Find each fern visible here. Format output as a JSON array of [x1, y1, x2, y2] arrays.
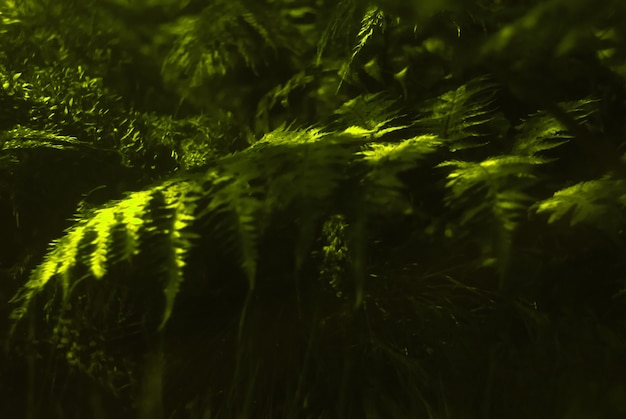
[[316, 0, 364, 64], [156, 180, 203, 329], [358, 134, 442, 213], [415, 77, 500, 149], [10, 176, 203, 330], [9, 125, 360, 333], [438, 155, 544, 282], [439, 155, 543, 225], [204, 170, 265, 291], [161, 0, 277, 89], [534, 178, 626, 237], [247, 126, 361, 274], [334, 93, 404, 136], [342, 4, 385, 83], [255, 69, 316, 132], [513, 99, 598, 157], [247, 126, 356, 207]]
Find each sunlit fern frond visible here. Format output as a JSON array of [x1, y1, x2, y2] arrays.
[[438, 155, 544, 279], [438, 155, 544, 227], [8, 124, 367, 334], [348, 5, 385, 64], [10, 176, 203, 330], [247, 126, 357, 207], [534, 177, 626, 238], [333, 4, 386, 87], [415, 76, 500, 149], [256, 126, 362, 272], [358, 134, 442, 212], [334, 93, 405, 136]]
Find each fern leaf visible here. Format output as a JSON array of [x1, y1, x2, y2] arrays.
[[204, 148, 267, 291], [534, 178, 626, 235], [350, 6, 385, 63], [255, 70, 315, 132], [359, 134, 442, 212], [416, 77, 499, 149], [513, 99, 598, 157], [162, 0, 276, 89], [438, 154, 542, 284], [158, 180, 202, 330], [10, 177, 202, 331], [226, 126, 359, 279], [207, 176, 263, 291], [438, 155, 541, 256], [439, 155, 544, 205], [316, 0, 365, 64], [492, 190, 534, 233], [359, 134, 442, 168], [334, 93, 403, 135]]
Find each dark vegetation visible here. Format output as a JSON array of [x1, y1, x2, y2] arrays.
[[1, 0, 626, 417]]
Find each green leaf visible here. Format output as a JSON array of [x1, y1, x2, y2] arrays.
[[535, 178, 626, 234]]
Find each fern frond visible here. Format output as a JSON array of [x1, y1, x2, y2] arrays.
[[350, 5, 385, 64], [334, 93, 404, 136], [252, 127, 357, 209], [438, 155, 542, 265], [10, 176, 202, 330], [162, 0, 276, 88], [438, 154, 544, 284], [205, 174, 264, 291], [224, 126, 362, 279], [316, 0, 363, 64], [491, 189, 535, 233], [513, 99, 599, 157], [416, 77, 499, 149], [359, 134, 442, 170], [255, 70, 316, 132], [359, 134, 442, 212], [534, 178, 626, 235], [332, 4, 386, 87], [158, 180, 203, 329], [439, 155, 544, 206]]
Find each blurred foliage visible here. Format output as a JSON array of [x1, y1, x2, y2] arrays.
[[1, 0, 626, 418]]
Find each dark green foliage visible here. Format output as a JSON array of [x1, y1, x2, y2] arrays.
[[1, 0, 626, 418]]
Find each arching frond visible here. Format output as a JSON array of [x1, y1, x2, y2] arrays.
[[334, 93, 404, 136], [161, 0, 277, 88], [247, 126, 356, 209], [255, 69, 316, 132], [203, 170, 265, 291], [415, 77, 500, 149], [534, 178, 626, 236], [350, 5, 385, 64], [10, 176, 203, 330], [316, 0, 364, 63], [438, 154, 544, 280], [439, 155, 544, 209], [358, 134, 442, 212], [513, 99, 598, 157]]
